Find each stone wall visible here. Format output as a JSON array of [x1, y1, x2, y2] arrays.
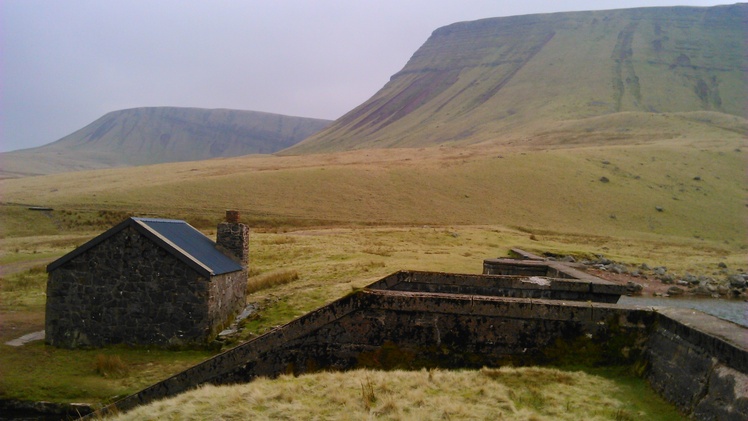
[[46, 227, 213, 347], [95, 277, 748, 420], [216, 221, 249, 268], [368, 270, 626, 303], [102, 291, 654, 415], [212, 213, 249, 336], [645, 307, 748, 419], [207, 270, 247, 337]]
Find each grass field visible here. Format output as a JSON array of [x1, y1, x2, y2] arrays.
[[0, 137, 744, 418]]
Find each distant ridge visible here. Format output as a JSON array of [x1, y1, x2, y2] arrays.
[[286, 4, 748, 154], [0, 107, 330, 177]]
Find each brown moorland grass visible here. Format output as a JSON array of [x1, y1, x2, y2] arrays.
[[107, 367, 685, 420], [246, 269, 300, 294], [3, 224, 740, 405], [0, 138, 744, 411], [1, 137, 745, 243]]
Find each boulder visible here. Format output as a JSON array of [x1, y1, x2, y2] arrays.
[[683, 274, 699, 285], [659, 274, 675, 284], [626, 281, 643, 295], [693, 285, 711, 296], [728, 274, 747, 288], [667, 286, 685, 296], [610, 264, 627, 274]]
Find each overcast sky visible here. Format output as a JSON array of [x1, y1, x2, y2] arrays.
[[1, 0, 731, 152]]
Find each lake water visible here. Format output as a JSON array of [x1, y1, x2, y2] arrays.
[[618, 296, 747, 327]]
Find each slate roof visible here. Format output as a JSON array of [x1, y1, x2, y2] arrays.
[[47, 217, 243, 277]]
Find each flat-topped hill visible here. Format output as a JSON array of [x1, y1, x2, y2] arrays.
[[0, 107, 330, 178], [287, 4, 747, 153]]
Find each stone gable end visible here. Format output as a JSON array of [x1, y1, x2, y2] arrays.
[[46, 226, 214, 348]]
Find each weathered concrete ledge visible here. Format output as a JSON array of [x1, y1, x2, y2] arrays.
[[370, 270, 627, 303], [91, 271, 748, 420]]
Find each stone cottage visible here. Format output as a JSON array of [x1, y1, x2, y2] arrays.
[[45, 211, 249, 348]]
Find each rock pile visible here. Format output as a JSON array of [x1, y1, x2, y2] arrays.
[[545, 253, 748, 299]]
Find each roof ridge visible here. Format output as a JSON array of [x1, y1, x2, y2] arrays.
[[133, 219, 215, 276], [132, 217, 186, 223]]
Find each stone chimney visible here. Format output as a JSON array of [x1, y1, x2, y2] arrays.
[[216, 210, 249, 269]]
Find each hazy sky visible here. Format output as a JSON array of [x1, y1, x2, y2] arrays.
[[1, 0, 731, 152]]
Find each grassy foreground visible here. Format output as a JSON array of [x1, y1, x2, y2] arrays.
[[1, 223, 740, 408], [108, 367, 684, 421]]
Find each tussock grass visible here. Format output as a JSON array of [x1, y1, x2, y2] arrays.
[[109, 367, 681, 420], [246, 269, 300, 294], [0, 265, 46, 292], [94, 354, 129, 378], [0, 266, 48, 309], [362, 246, 394, 256], [262, 235, 297, 245]]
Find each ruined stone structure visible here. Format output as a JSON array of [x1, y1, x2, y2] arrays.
[[97, 262, 748, 420], [45, 212, 249, 348]]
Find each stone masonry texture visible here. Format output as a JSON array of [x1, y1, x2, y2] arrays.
[[95, 270, 747, 420], [45, 226, 246, 348]]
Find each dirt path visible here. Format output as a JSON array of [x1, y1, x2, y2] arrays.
[[0, 257, 55, 277]]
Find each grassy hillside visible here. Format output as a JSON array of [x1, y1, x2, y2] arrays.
[[287, 4, 747, 153], [3, 137, 745, 245], [0, 107, 330, 178]]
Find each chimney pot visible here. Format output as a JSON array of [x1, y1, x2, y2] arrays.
[[225, 210, 240, 223]]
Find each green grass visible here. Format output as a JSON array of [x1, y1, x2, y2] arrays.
[[0, 342, 212, 404], [0, 266, 213, 404]]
